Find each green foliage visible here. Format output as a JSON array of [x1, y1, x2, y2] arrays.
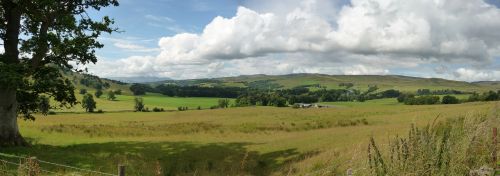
[[114, 89, 122, 95], [368, 116, 494, 175], [38, 95, 50, 115], [152, 107, 164, 112], [81, 94, 96, 112], [130, 84, 150, 95], [178, 106, 189, 111], [107, 90, 116, 101], [218, 99, 230, 108], [441, 95, 459, 104], [338, 83, 354, 89], [404, 95, 440, 105], [134, 97, 145, 112], [0, 0, 118, 120], [79, 89, 87, 95], [95, 89, 103, 98]]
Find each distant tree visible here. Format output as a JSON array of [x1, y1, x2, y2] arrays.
[[482, 91, 499, 101], [130, 83, 149, 95], [79, 89, 87, 95], [107, 91, 116, 101], [95, 89, 103, 98], [38, 96, 51, 115], [397, 93, 414, 103], [468, 93, 481, 102], [442, 95, 459, 104], [134, 97, 145, 112], [218, 99, 230, 108], [366, 85, 379, 94], [82, 94, 97, 112], [114, 89, 122, 95], [380, 89, 401, 98]]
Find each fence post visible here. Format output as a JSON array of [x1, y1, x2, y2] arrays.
[[494, 127, 498, 168], [118, 165, 125, 176], [28, 157, 39, 176]]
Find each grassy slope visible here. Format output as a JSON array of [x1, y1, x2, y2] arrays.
[[2, 100, 498, 175], [166, 74, 500, 92], [61, 92, 233, 112]]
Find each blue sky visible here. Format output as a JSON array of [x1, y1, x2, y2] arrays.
[[86, 0, 500, 81]]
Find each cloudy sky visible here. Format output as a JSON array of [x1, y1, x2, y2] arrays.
[[86, 0, 500, 81]]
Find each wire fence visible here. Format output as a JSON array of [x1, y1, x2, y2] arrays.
[[0, 152, 118, 176]]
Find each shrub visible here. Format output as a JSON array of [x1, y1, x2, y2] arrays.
[[96, 109, 104, 113], [404, 95, 440, 105], [82, 93, 96, 112], [134, 97, 145, 112], [79, 89, 87, 95], [95, 89, 103, 98], [218, 99, 230, 108], [153, 107, 164, 112], [367, 115, 494, 175], [114, 89, 122, 95], [178, 106, 188, 111], [442, 95, 459, 104], [107, 90, 116, 101]]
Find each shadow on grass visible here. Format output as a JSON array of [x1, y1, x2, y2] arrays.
[[0, 141, 317, 176]]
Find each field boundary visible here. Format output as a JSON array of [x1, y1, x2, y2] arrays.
[[0, 153, 121, 176]]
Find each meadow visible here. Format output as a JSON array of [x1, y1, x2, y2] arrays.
[[57, 93, 233, 112], [1, 98, 498, 175]]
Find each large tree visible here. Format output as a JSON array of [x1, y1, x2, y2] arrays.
[[0, 0, 118, 146]]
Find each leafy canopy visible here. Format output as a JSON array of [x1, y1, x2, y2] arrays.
[[0, 0, 118, 120]]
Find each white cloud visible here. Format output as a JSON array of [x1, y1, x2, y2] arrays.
[[453, 68, 500, 81], [88, 0, 500, 81]]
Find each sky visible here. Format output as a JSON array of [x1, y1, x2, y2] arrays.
[[85, 0, 500, 82]]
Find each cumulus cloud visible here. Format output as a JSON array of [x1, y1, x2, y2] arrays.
[[453, 68, 500, 81], [88, 0, 500, 81]]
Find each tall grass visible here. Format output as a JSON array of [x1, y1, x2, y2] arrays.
[[367, 112, 498, 175]]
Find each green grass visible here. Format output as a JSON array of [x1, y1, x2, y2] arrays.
[[204, 74, 500, 92], [57, 92, 234, 112], [1, 100, 498, 175]]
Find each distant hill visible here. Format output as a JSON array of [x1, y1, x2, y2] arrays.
[[152, 73, 500, 92], [61, 70, 132, 95], [107, 76, 171, 83]]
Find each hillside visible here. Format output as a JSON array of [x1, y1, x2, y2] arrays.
[[61, 70, 132, 95], [154, 74, 500, 92]]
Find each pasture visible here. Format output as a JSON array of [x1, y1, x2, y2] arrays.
[[1, 98, 498, 175], [57, 93, 232, 112]]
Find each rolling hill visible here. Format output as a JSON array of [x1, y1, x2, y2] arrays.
[[153, 73, 500, 92]]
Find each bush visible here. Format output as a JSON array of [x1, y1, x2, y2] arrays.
[[95, 89, 103, 98], [79, 89, 87, 95], [114, 89, 122, 95], [442, 95, 459, 104], [96, 109, 104, 113], [404, 95, 440, 105], [153, 107, 164, 112], [367, 115, 494, 175], [134, 97, 145, 112], [218, 99, 230, 108], [107, 91, 116, 101], [48, 111, 56, 115], [178, 106, 188, 111]]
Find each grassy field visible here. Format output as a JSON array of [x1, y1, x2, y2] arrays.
[[57, 92, 233, 112], [1, 99, 498, 175], [168, 74, 500, 92]]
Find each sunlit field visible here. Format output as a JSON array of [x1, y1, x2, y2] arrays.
[[1, 98, 497, 175]]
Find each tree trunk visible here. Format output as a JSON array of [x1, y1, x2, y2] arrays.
[[0, 88, 28, 146]]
